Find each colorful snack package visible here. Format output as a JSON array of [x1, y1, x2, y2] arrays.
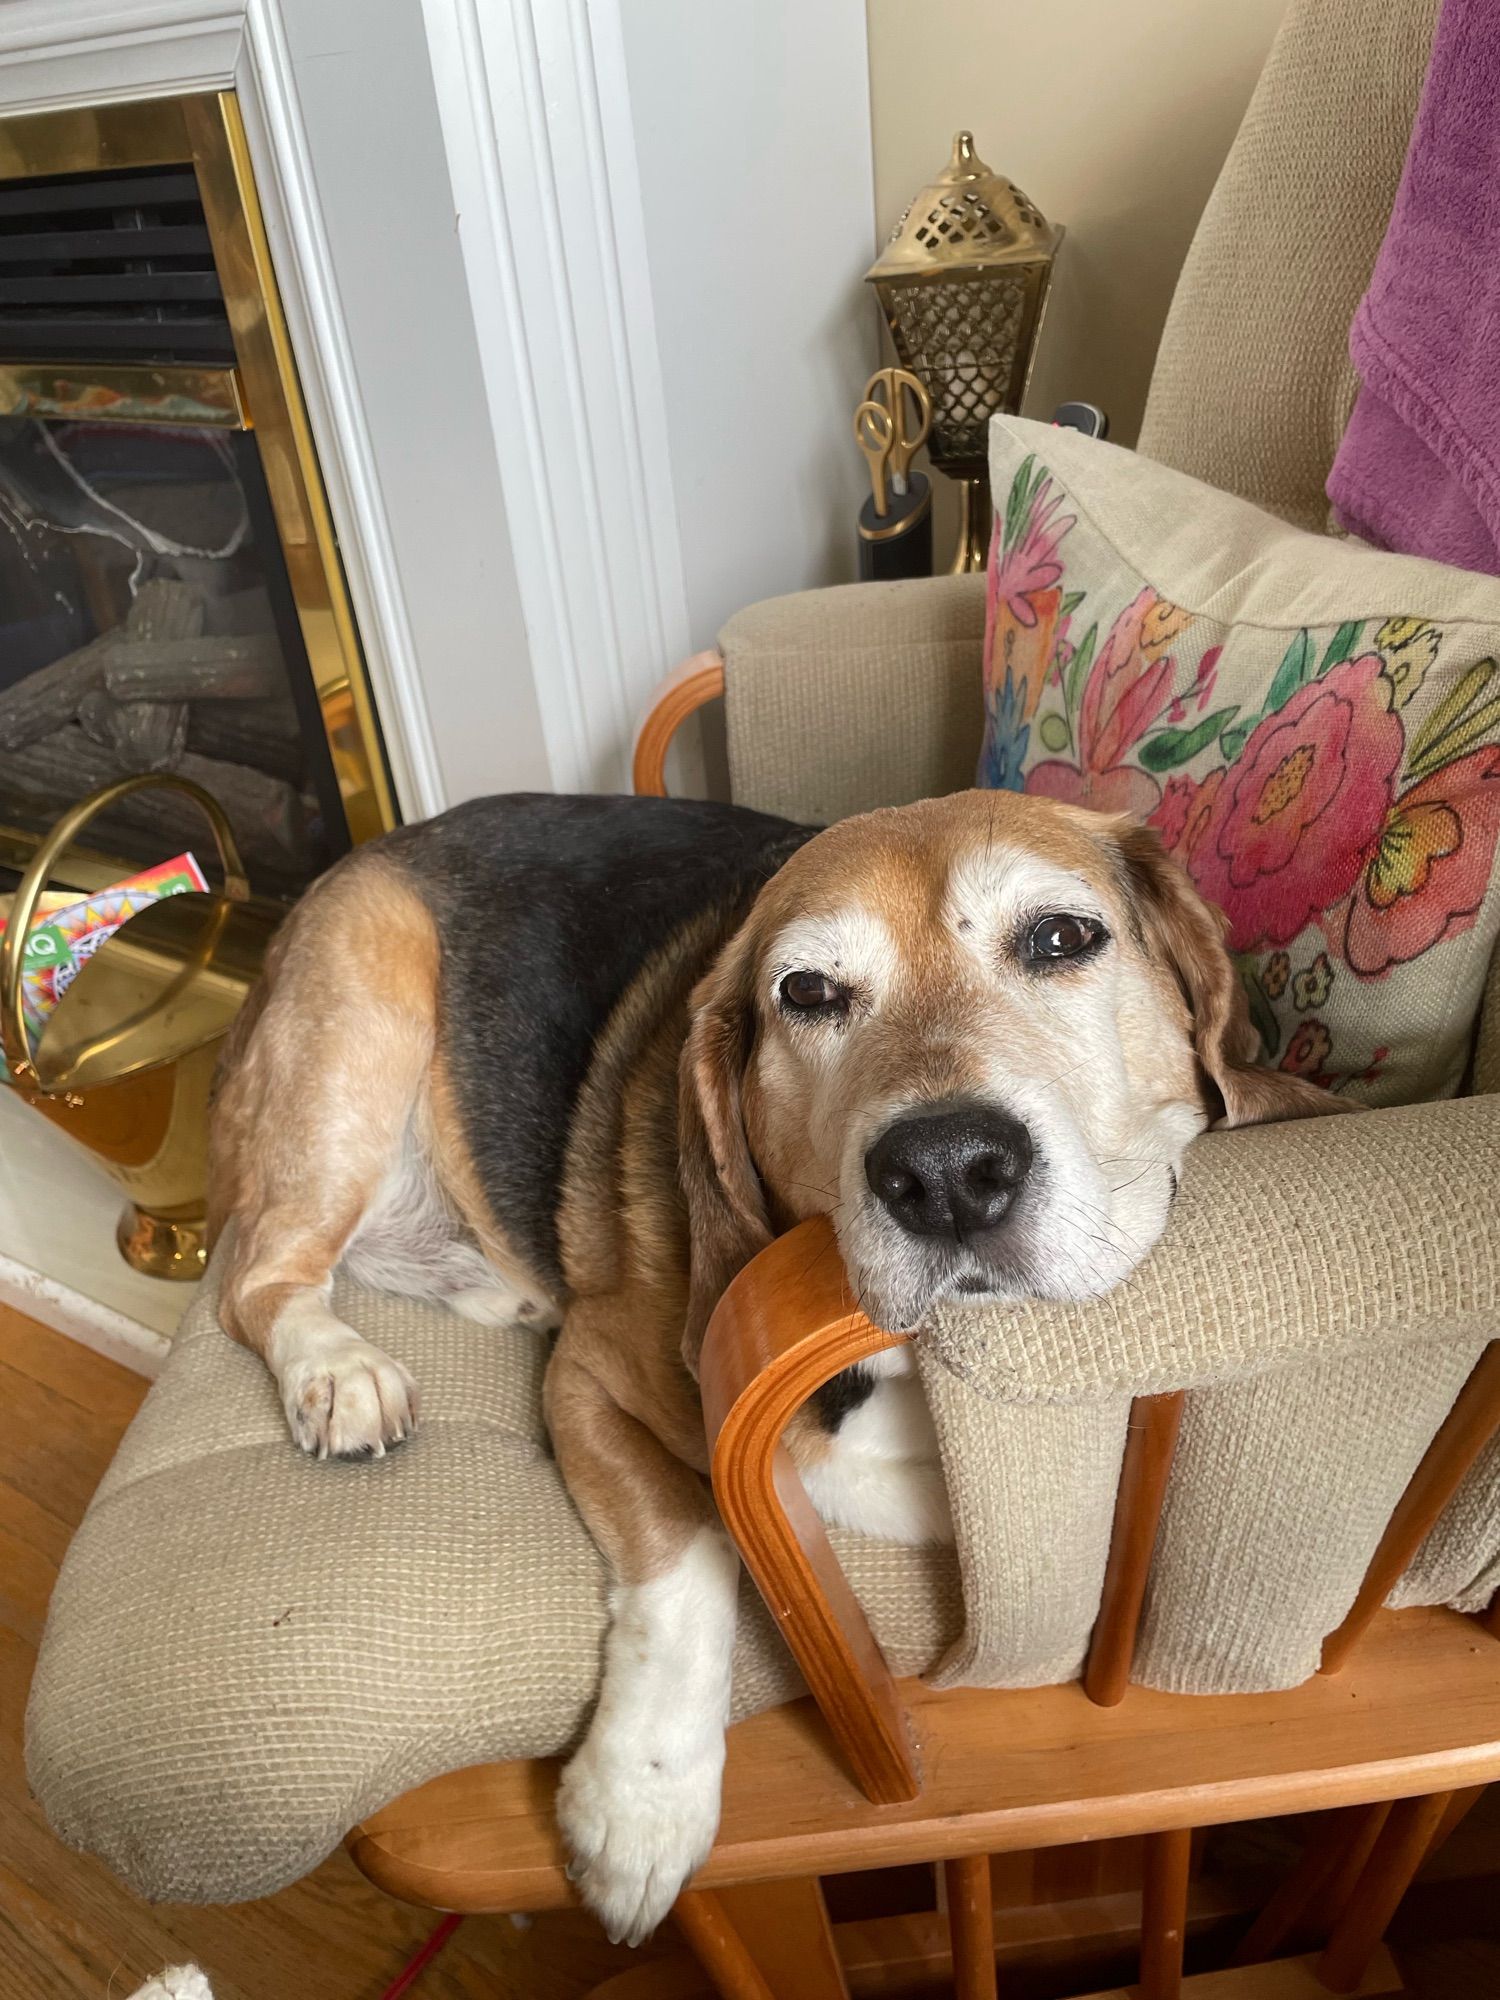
[[1, 852, 209, 1065]]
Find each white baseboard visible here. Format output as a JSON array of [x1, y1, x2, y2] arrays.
[[0, 1254, 170, 1379], [0, 1091, 183, 1378]]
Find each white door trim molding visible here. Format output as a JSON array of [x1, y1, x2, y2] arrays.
[[419, 0, 692, 793], [236, 0, 449, 818]]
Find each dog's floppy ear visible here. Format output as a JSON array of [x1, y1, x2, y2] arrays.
[[1112, 820, 1349, 1129], [678, 920, 773, 1368]]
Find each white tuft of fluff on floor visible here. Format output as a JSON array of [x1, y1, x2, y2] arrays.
[[128, 1969, 214, 2000]]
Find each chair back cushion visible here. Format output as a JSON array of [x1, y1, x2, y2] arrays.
[[1137, 0, 1440, 531], [721, 575, 984, 825]]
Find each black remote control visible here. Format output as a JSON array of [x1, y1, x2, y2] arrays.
[[1051, 401, 1109, 439]]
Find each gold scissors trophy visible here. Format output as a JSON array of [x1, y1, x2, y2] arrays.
[[853, 367, 933, 580]]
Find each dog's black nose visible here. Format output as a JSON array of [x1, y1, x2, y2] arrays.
[[865, 1103, 1033, 1240]]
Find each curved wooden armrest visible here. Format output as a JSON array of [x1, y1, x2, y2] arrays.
[[700, 1215, 920, 1804], [631, 650, 726, 796]]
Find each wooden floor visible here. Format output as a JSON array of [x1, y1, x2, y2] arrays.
[[1, 1298, 1498, 2000]]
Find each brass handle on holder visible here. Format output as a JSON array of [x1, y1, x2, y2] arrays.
[[0, 773, 247, 1091]]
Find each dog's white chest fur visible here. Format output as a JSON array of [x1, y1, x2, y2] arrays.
[[800, 1352, 953, 1547]]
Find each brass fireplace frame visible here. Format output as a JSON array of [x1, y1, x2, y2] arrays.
[[0, 90, 396, 869]]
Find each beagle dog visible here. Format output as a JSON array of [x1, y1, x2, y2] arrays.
[[209, 788, 1338, 1942]]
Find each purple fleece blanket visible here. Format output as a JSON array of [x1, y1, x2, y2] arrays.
[[1326, 0, 1500, 574]]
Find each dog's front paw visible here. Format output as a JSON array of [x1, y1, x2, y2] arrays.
[[556, 1736, 723, 1946], [280, 1337, 418, 1459]]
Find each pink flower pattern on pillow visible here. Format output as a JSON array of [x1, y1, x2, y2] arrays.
[[976, 452, 1500, 1092]]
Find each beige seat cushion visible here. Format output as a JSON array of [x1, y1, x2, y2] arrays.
[[26, 1270, 960, 1906]]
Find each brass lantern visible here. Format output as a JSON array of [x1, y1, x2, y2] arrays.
[[867, 133, 1061, 572]]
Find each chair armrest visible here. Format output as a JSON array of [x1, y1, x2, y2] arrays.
[[699, 1219, 919, 1803], [632, 650, 725, 796], [701, 1221, 1192, 1789], [923, 1095, 1500, 1401], [703, 1096, 1500, 1801]]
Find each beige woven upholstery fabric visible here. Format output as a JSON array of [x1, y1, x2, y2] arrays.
[[26, 1271, 959, 1906], [721, 575, 985, 823], [920, 1097, 1500, 1402], [916, 1386, 1126, 1692], [1136, 0, 1439, 530], [1136, 1336, 1489, 1695]]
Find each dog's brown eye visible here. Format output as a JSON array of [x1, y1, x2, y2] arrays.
[[780, 970, 844, 1012], [1026, 913, 1104, 963]]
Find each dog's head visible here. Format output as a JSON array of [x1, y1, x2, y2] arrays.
[[679, 789, 1343, 1342]]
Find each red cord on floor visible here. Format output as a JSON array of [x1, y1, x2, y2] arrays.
[[375, 1913, 465, 2000]]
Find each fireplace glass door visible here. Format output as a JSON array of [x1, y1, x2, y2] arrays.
[[0, 97, 394, 905], [0, 375, 347, 898]]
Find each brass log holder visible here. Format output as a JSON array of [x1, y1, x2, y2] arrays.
[[0, 776, 278, 1278]]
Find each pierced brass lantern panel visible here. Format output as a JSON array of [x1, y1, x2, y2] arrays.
[[868, 133, 1061, 480], [879, 267, 1051, 475]]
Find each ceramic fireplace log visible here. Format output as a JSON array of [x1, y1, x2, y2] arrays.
[[0, 628, 285, 753], [77, 688, 192, 774], [0, 579, 206, 752], [7, 724, 315, 875], [185, 695, 301, 776], [126, 578, 206, 644], [101, 633, 285, 705], [0, 632, 115, 752]]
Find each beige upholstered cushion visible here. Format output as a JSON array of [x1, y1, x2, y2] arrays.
[[26, 1269, 959, 1905], [1391, 1427, 1500, 1614], [918, 1390, 1125, 1693], [1136, 0, 1440, 531], [722, 575, 985, 824], [1135, 1337, 1488, 1694]]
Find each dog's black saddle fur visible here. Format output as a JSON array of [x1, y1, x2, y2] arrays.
[[380, 793, 815, 1293]]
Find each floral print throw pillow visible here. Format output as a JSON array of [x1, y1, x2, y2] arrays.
[[977, 417, 1500, 1106]]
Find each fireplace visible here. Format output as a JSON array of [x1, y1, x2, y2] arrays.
[[0, 93, 394, 903]]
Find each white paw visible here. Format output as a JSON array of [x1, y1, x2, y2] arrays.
[[448, 1284, 560, 1331], [802, 1451, 954, 1545], [129, 1971, 214, 2000], [557, 1736, 723, 1946], [280, 1338, 418, 1459]]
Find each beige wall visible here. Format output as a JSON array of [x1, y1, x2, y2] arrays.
[[866, 0, 1291, 448]]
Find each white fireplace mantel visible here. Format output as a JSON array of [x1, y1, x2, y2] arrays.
[[0, 0, 876, 1362]]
